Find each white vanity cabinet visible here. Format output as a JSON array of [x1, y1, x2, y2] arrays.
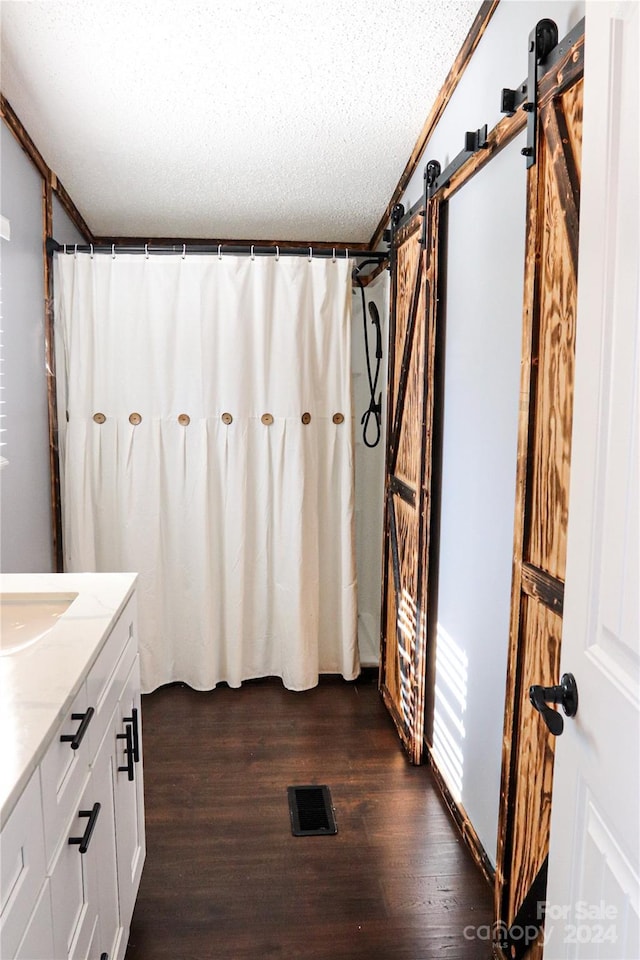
[[0, 581, 145, 960]]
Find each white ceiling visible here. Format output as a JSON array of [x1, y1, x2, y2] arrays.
[[0, 0, 481, 243]]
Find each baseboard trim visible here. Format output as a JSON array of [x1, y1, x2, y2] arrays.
[[425, 745, 496, 890]]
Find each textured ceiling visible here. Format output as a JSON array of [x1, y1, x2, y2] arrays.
[[0, 1, 481, 242]]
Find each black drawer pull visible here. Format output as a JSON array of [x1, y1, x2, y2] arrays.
[[123, 707, 140, 763], [68, 802, 101, 853], [60, 707, 95, 750], [117, 723, 135, 781]]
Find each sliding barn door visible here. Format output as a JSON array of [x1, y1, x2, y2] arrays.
[[495, 32, 584, 960], [379, 205, 439, 764]]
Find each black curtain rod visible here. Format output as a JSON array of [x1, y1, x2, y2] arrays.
[[47, 238, 387, 261]]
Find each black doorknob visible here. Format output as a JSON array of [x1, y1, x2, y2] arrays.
[[529, 672, 578, 736]]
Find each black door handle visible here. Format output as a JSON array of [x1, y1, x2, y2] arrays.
[[529, 672, 578, 735], [68, 802, 101, 853], [123, 707, 140, 763], [117, 723, 135, 781], [60, 707, 95, 750]]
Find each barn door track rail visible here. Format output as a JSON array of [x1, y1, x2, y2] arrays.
[[422, 17, 584, 203]]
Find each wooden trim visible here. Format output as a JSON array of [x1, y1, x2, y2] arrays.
[[1, 94, 49, 180], [357, 260, 389, 288], [521, 563, 564, 615], [42, 179, 63, 572], [425, 746, 496, 889], [1, 96, 93, 242], [91, 235, 370, 251], [368, 0, 500, 250]]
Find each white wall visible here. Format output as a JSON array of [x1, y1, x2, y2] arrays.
[[0, 124, 87, 573], [53, 194, 86, 245], [0, 124, 53, 572], [352, 269, 389, 666], [397, 0, 585, 865], [434, 139, 525, 865]]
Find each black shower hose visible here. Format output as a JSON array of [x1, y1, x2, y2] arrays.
[[353, 261, 383, 449]]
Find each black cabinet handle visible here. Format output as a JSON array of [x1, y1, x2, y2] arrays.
[[68, 802, 101, 853], [529, 672, 578, 736], [60, 707, 95, 750], [117, 723, 135, 781], [123, 707, 140, 763]]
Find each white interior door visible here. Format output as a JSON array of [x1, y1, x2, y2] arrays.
[[544, 3, 639, 958]]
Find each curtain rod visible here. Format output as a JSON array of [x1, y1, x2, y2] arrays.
[[46, 238, 388, 262]]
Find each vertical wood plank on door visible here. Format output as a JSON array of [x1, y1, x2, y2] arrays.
[[395, 237, 427, 491], [508, 600, 562, 920], [528, 93, 581, 580]]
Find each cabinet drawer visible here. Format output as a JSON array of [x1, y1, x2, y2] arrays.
[[15, 879, 54, 960], [87, 596, 136, 758], [40, 684, 91, 868], [0, 769, 47, 960], [49, 771, 94, 960]]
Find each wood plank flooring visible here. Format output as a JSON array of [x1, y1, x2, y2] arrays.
[[125, 677, 493, 960]]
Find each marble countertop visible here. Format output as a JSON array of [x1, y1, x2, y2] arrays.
[[0, 572, 137, 824]]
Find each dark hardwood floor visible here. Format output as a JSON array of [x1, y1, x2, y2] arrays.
[[125, 677, 493, 960]]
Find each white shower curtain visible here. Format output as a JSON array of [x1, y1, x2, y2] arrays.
[[54, 252, 359, 692]]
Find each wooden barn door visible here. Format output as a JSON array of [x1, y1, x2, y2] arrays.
[[494, 32, 584, 960], [379, 203, 439, 765]]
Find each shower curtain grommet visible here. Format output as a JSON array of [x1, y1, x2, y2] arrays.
[[221, 412, 233, 425], [261, 413, 274, 425], [301, 412, 311, 424], [332, 413, 344, 424], [129, 412, 142, 425], [93, 412, 106, 424], [178, 413, 190, 425]]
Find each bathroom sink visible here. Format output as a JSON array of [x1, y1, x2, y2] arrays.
[[0, 592, 78, 655]]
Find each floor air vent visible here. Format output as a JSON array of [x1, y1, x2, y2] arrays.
[[287, 785, 337, 836]]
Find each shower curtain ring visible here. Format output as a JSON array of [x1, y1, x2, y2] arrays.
[[74, 243, 78, 259], [112, 244, 116, 259], [345, 248, 349, 261], [308, 246, 313, 262], [90, 243, 94, 259], [332, 248, 336, 262], [275, 245, 280, 261], [251, 245, 255, 261], [218, 244, 222, 260], [145, 243, 149, 259], [182, 244, 186, 259], [63, 243, 67, 255]]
